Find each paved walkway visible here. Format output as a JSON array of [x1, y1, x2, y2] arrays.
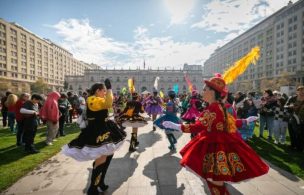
[[3, 120, 304, 195]]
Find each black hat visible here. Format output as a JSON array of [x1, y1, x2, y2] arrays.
[[168, 90, 176, 99], [132, 92, 138, 99]]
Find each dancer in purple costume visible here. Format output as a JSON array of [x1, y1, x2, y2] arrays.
[[145, 89, 163, 131]]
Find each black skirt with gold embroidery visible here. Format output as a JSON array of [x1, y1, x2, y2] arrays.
[[62, 118, 126, 161], [115, 113, 148, 128]]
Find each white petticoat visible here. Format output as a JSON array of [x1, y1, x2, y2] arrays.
[[61, 140, 125, 161], [122, 121, 148, 128]]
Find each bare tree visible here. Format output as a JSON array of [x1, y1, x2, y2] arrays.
[[30, 78, 49, 94]]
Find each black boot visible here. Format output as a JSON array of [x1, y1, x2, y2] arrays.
[[97, 155, 113, 192], [167, 134, 176, 151], [87, 163, 104, 195], [134, 133, 139, 147], [129, 133, 137, 152], [135, 140, 139, 147]]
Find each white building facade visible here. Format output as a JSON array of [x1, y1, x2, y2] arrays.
[[203, 0, 304, 92], [65, 64, 207, 95]]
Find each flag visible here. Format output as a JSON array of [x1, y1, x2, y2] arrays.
[[159, 91, 164, 98], [154, 76, 160, 91], [184, 74, 193, 92], [173, 84, 179, 94], [128, 78, 135, 93], [121, 87, 127, 95]]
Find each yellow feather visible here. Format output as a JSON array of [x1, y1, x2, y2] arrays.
[[223, 46, 260, 85], [128, 78, 135, 93], [159, 91, 164, 98]]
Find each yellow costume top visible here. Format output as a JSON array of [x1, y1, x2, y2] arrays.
[[86, 91, 113, 111]]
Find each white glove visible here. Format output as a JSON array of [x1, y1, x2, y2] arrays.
[[246, 116, 258, 124], [162, 121, 181, 131]]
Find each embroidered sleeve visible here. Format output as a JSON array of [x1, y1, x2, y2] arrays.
[[181, 110, 216, 133]]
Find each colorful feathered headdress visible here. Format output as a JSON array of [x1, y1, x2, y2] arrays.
[[223, 46, 260, 85]]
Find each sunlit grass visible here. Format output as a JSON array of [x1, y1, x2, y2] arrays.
[[0, 123, 80, 192]]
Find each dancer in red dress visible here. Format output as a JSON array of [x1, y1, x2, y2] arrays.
[[163, 77, 269, 195]]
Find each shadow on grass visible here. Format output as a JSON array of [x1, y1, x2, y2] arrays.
[[248, 136, 304, 181], [0, 124, 80, 166], [0, 139, 50, 166], [0, 145, 16, 153]]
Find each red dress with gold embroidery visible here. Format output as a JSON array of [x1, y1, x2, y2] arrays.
[[180, 102, 269, 182]]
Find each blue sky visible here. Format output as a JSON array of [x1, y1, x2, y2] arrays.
[[0, 0, 296, 69]]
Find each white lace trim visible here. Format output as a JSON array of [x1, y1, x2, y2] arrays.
[[61, 140, 125, 161]]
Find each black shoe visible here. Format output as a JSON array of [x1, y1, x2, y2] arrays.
[[29, 148, 40, 154], [129, 145, 136, 152], [168, 145, 176, 151], [267, 137, 273, 141], [98, 184, 109, 192], [87, 186, 99, 195], [25, 147, 39, 154], [135, 141, 139, 147], [129, 141, 136, 152], [60, 134, 66, 137]]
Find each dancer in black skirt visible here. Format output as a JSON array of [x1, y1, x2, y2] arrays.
[[62, 79, 126, 194], [115, 92, 148, 152]]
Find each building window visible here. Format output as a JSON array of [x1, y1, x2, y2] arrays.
[[0, 47, 6, 53], [21, 34, 26, 40], [288, 18, 292, 24], [0, 23, 6, 30], [10, 28, 17, 35], [288, 27, 292, 32], [0, 31, 6, 38]]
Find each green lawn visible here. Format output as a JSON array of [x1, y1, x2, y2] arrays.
[[248, 126, 304, 180], [0, 123, 80, 192]]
